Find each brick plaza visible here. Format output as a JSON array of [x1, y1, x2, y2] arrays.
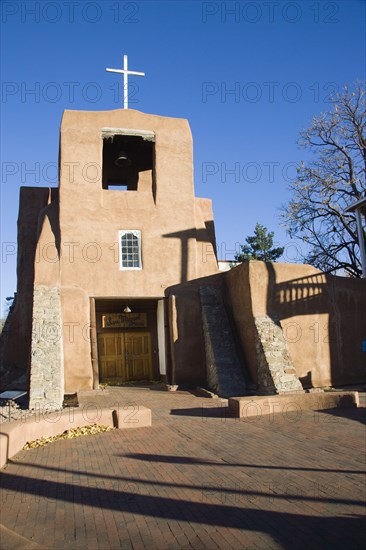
[[0, 387, 365, 549]]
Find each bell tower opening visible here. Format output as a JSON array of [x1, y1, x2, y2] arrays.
[[102, 130, 155, 191]]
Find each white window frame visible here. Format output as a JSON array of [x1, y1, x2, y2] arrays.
[[119, 230, 142, 270]]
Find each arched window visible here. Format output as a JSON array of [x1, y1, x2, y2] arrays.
[[119, 230, 142, 270]]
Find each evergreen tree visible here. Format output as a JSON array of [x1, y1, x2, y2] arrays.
[[235, 223, 284, 262]]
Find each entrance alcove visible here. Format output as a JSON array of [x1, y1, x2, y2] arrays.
[[93, 298, 167, 385]]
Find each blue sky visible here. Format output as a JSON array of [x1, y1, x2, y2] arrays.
[[1, 0, 365, 315]]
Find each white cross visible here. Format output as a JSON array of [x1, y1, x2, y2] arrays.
[[106, 55, 145, 109]]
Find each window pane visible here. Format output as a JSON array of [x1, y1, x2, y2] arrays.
[[120, 232, 141, 269]]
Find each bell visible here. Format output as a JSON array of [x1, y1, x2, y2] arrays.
[[115, 150, 132, 167]]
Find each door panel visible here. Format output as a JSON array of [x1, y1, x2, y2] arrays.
[[98, 333, 126, 381], [98, 332, 152, 382], [125, 333, 152, 380]]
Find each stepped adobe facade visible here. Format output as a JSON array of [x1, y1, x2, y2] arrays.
[[1, 108, 365, 407]]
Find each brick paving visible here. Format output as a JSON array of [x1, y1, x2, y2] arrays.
[[0, 387, 365, 549]]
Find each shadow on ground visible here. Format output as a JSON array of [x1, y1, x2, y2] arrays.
[[1, 467, 365, 550]]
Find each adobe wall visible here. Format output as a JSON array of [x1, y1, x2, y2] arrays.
[[0, 188, 57, 387], [225, 261, 366, 388], [166, 273, 224, 387], [29, 198, 64, 408], [61, 287, 93, 393]]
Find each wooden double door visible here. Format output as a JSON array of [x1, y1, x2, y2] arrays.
[[98, 331, 152, 383]]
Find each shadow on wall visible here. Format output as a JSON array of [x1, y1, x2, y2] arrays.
[[164, 273, 223, 388], [264, 262, 366, 388], [224, 260, 366, 390], [162, 222, 216, 284], [0, 188, 60, 392], [162, 222, 220, 388]]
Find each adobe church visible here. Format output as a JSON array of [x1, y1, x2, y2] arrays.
[[1, 64, 365, 408], [2, 106, 227, 406]]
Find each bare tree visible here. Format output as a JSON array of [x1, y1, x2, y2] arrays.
[[282, 82, 365, 277]]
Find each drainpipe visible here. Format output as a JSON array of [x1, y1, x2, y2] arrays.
[[355, 208, 366, 278], [344, 198, 366, 279]]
